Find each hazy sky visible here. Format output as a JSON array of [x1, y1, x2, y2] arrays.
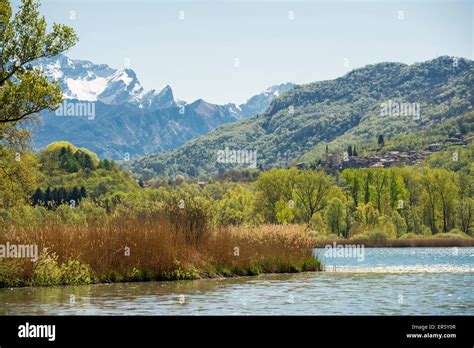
[[15, 0, 474, 104]]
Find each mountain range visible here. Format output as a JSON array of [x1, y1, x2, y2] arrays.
[[32, 55, 295, 159], [128, 56, 473, 179]]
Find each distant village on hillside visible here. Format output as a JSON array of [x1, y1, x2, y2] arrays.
[[306, 132, 472, 171]]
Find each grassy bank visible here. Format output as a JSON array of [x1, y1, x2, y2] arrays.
[[0, 218, 321, 288]]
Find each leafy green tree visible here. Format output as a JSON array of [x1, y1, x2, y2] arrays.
[[364, 171, 371, 204], [341, 169, 361, 207], [401, 204, 422, 234], [214, 185, 257, 226], [324, 197, 346, 236], [254, 168, 295, 223], [372, 169, 388, 212], [421, 169, 439, 234], [355, 202, 379, 228], [433, 169, 457, 233], [0, 0, 78, 126], [293, 170, 333, 224], [391, 210, 407, 237], [0, 148, 37, 207], [275, 198, 295, 224], [457, 198, 473, 235]]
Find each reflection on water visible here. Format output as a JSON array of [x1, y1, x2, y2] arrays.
[[1, 248, 473, 315]]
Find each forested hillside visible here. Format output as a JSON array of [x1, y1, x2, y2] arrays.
[[129, 56, 473, 179]]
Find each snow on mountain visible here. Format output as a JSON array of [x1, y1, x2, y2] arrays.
[[35, 55, 148, 106], [35, 55, 296, 118], [139, 85, 176, 110], [32, 54, 298, 159], [237, 82, 296, 118]]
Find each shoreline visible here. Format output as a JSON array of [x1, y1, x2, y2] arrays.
[[312, 238, 474, 248], [0, 266, 322, 290]]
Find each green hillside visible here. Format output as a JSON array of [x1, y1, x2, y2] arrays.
[[129, 56, 473, 179]]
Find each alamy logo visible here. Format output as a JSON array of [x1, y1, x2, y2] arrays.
[[217, 147, 257, 168], [18, 322, 56, 341], [0, 242, 38, 262], [55, 100, 95, 120], [324, 242, 365, 262], [380, 100, 420, 120]]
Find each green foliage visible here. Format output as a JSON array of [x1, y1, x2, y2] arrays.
[[31, 250, 62, 286], [0, 0, 78, 127], [129, 57, 473, 178], [214, 184, 259, 226], [0, 259, 24, 287], [60, 259, 93, 285], [0, 148, 38, 208], [160, 260, 199, 281], [391, 211, 407, 237], [324, 198, 347, 236], [275, 198, 295, 224]]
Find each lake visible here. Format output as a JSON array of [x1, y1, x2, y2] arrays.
[[1, 247, 473, 315]]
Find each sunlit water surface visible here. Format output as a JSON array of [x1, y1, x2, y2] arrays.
[[1, 247, 473, 315]]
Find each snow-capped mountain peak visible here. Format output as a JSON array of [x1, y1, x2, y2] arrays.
[[34, 55, 296, 118], [35, 55, 149, 106]]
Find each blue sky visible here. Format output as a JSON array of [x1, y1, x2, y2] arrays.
[[14, 0, 474, 104]]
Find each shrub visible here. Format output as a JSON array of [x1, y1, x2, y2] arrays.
[[60, 259, 93, 285], [435, 229, 471, 239], [160, 260, 199, 281], [31, 250, 62, 286], [0, 259, 25, 287]]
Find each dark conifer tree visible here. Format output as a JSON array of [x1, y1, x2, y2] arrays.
[[80, 186, 87, 198], [378, 134, 385, 146], [31, 188, 44, 206], [347, 145, 353, 157]]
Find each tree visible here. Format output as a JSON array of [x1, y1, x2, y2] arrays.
[[364, 171, 371, 204], [355, 202, 379, 228], [324, 197, 346, 236], [0, 0, 78, 126], [254, 168, 295, 223], [292, 170, 333, 223], [214, 185, 258, 226], [377, 134, 385, 146], [275, 198, 295, 224], [433, 169, 457, 233], [70, 186, 80, 203], [372, 169, 388, 212], [0, 148, 37, 207], [421, 169, 439, 234], [347, 145, 353, 157], [391, 210, 407, 237], [31, 187, 43, 205], [458, 198, 473, 235], [80, 185, 87, 198], [340, 169, 360, 207], [352, 146, 358, 157], [43, 186, 52, 204]]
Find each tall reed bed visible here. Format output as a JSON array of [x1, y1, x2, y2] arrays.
[[0, 215, 321, 288]]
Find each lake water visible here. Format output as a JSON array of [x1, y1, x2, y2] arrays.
[[1, 247, 473, 315]]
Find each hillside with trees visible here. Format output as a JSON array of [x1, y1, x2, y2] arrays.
[[128, 56, 473, 179]]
